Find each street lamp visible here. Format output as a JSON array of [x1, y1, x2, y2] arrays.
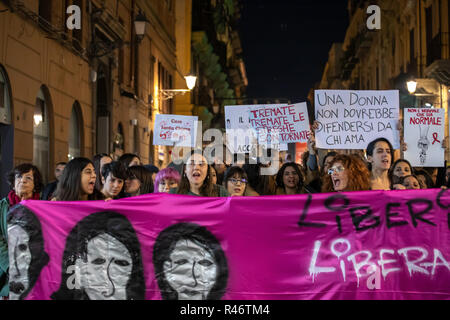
[[407, 80, 417, 94], [160, 75, 198, 100], [89, 11, 149, 58], [184, 74, 197, 90], [134, 11, 148, 43]]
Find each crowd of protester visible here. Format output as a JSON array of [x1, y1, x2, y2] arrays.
[[1, 129, 450, 299]]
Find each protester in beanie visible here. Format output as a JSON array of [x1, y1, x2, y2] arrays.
[[223, 166, 248, 197], [42, 162, 66, 200], [275, 163, 306, 195], [366, 138, 394, 190], [53, 158, 98, 201], [414, 169, 435, 189], [322, 154, 370, 193], [1, 164, 43, 298], [154, 168, 181, 193], [100, 161, 128, 200], [389, 159, 413, 190], [119, 153, 141, 168], [399, 174, 422, 190], [125, 165, 154, 197], [93, 153, 112, 192], [172, 150, 228, 197]]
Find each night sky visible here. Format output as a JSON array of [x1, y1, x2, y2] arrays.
[[239, 0, 349, 104]]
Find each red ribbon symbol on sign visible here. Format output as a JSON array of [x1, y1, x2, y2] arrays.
[[432, 133, 440, 145]]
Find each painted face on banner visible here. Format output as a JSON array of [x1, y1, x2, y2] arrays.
[[163, 239, 217, 300], [77, 233, 132, 300], [8, 225, 32, 300]]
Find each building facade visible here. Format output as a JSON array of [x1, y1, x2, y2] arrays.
[[314, 0, 450, 160], [0, 0, 197, 197]]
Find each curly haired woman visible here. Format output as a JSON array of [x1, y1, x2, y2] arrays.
[[322, 154, 371, 193]]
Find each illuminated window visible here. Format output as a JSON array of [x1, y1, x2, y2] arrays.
[[68, 103, 82, 160], [33, 88, 50, 183]]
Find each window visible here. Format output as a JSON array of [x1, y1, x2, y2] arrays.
[[33, 88, 50, 183], [38, 0, 52, 28], [0, 66, 12, 125], [68, 103, 81, 160]]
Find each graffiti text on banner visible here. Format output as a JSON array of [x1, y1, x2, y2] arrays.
[[9, 189, 450, 300]]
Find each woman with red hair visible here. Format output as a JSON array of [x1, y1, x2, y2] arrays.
[[322, 154, 371, 193]]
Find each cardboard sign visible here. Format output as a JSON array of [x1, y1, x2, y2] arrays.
[[153, 114, 198, 147], [315, 90, 400, 149], [249, 103, 310, 146], [225, 105, 259, 154], [225, 105, 292, 153], [9, 189, 450, 300], [404, 108, 445, 167]]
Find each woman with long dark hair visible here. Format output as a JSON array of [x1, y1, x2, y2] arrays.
[[366, 138, 394, 190], [275, 163, 306, 195], [119, 153, 141, 168], [173, 150, 228, 197], [53, 158, 98, 201], [93, 153, 112, 192], [125, 165, 154, 197], [389, 159, 414, 190], [223, 166, 248, 197]]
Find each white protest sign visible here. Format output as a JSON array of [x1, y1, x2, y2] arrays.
[[248, 103, 310, 145], [153, 114, 198, 147], [404, 108, 445, 167], [315, 90, 400, 149], [224, 105, 261, 154]]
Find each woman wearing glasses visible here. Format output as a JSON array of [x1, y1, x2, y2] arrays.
[[322, 154, 371, 193], [223, 167, 249, 197], [172, 150, 228, 197], [0, 163, 43, 299], [275, 163, 306, 195]]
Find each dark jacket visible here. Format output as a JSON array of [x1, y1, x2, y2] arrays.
[[42, 181, 58, 200]]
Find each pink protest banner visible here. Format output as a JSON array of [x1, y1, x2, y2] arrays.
[[8, 189, 450, 300]]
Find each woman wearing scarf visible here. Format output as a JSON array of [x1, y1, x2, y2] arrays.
[[0, 163, 43, 299]]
